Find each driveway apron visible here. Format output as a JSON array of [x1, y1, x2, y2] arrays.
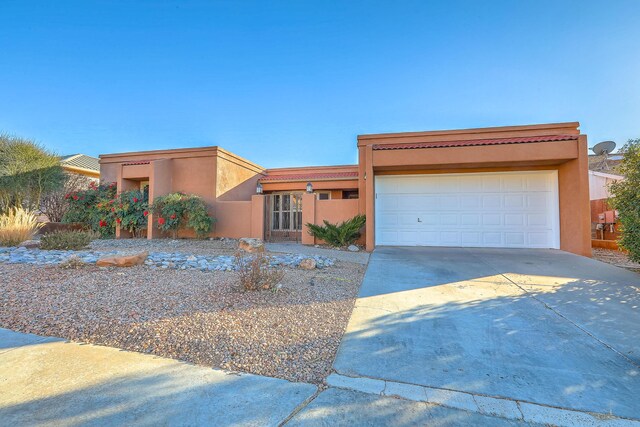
[[333, 247, 640, 420]]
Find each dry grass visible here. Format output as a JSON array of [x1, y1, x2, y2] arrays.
[[0, 207, 44, 246]]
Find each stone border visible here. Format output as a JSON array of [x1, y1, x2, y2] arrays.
[[326, 373, 640, 427]]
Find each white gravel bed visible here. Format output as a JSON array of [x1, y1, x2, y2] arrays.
[[0, 261, 365, 384], [0, 246, 335, 271]]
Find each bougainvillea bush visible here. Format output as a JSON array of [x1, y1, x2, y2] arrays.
[[62, 182, 117, 238], [150, 192, 214, 238], [113, 189, 149, 237]]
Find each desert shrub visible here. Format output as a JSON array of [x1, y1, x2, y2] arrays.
[[114, 189, 149, 237], [41, 173, 95, 222], [59, 255, 88, 269], [609, 139, 640, 261], [62, 181, 117, 238], [306, 214, 366, 247], [0, 207, 44, 246], [40, 230, 96, 250], [150, 192, 215, 238], [0, 133, 65, 213], [234, 251, 285, 291]]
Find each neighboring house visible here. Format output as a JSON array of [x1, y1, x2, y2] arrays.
[[588, 154, 624, 243], [60, 154, 100, 180], [100, 122, 591, 257], [588, 170, 623, 201]]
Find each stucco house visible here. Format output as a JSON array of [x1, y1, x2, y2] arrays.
[[100, 122, 591, 257]]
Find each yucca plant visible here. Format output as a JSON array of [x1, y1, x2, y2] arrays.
[[306, 214, 366, 247], [0, 207, 44, 246]]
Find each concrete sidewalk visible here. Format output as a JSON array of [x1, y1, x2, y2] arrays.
[[0, 328, 316, 426], [0, 328, 537, 426]]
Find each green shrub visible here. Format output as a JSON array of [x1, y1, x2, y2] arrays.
[[62, 181, 117, 238], [306, 214, 366, 247], [0, 133, 65, 213], [40, 230, 96, 250], [150, 192, 215, 238], [114, 189, 149, 237], [0, 207, 44, 246], [609, 139, 640, 261]]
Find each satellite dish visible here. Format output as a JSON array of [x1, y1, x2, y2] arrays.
[[591, 140, 616, 156]]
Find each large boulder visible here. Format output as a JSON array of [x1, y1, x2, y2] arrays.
[[96, 251, 148, 267], [238, 238, 265, 253]]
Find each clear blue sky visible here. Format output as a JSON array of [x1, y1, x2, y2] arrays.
[[1, 1, 638, 167]]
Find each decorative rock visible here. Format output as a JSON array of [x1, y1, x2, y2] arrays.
[[19, 240, 41, 249], [0, 247, 335, 272], [238, 238, 265, 253], [347, 245, 360, 252], [298, 258, 317, 270], [96, 251, 149, 267]]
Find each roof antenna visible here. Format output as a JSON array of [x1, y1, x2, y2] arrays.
[[590, 140, 616, 171]]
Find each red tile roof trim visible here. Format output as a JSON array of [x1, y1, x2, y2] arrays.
[[371, 134, 578, 150], [260, 171, 359, 182], [122, 160, 151, 166]]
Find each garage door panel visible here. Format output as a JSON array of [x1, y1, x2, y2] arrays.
[[504, 213, 525, 226], [482, 176, 502, 192], [378, 195, 398, 211], [504, 194, 525, 209], [461, 213, 480, 226], [526, 193, 548, 209], [482, 194, 502, 209], [375, 172, 559, 249], [460, 194, 481, 209], [503, 176, 526, 192]]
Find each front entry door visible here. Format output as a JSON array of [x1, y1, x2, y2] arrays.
[[265, 193, 303, 242]]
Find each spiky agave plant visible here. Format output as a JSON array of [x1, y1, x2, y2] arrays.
[[306, 214, 366, 247], [0, 207, 44, 246]]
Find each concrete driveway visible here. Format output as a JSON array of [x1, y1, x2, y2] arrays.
[[333, 247, 640, 421]]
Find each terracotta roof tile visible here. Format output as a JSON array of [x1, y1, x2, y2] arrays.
[[260, 171, 359, 182], [122, 160, 151, 166], [372, 134, 578, 150]]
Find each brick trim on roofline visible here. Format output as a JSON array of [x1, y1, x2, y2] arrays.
[[371, 134, 578, 151]]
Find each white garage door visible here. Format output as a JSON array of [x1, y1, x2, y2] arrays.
[[375, 171, 559, 248]]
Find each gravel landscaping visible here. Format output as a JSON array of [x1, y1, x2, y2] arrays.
[[592, 248, 640, 272], [0, 239, 365, 384], [1, 238, 336, 271]]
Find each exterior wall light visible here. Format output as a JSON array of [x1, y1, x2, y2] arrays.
[[306, 182, 313, 193], [256, 182, 263, 194]]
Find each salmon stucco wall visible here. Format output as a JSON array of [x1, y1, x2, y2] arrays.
[[301, 196, 361, 245], [100, 146, 265, 239], [214, 201, 253, 238]]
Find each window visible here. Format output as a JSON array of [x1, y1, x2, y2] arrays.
[[343, 190, 359, 199], [316, 192, 331, 200]]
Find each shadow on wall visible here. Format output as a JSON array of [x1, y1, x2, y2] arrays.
[[216, 174, 262, 202]]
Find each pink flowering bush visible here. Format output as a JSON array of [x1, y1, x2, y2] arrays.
[[113, 189, 149, 237], [62, 182, 117, 238], [150, 192, 214, 239]]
